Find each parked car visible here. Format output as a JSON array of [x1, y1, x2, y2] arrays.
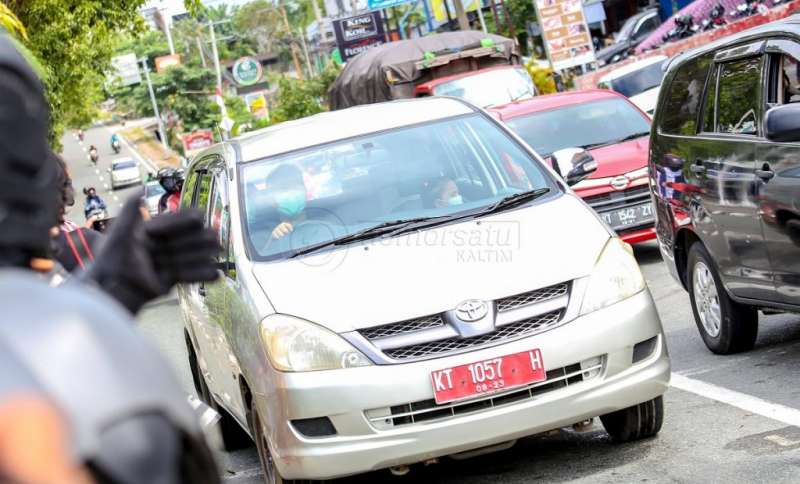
[[650, 19, 800, 354], [108, 157, 141, 190], [489, 89, 656, 244], [179, 97, 669, 482], [143, 178, 165, 216], [598, 55, 668, 116], [597, 9, 662, 66], [414, 65, 536, 107]]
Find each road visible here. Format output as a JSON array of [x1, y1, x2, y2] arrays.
[[61, 124, 156, 223], [61, 128, 800, 483]]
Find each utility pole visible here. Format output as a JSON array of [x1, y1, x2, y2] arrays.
[[207, 21, 232, 140], [195, 36, 207, 68], [140, 58, 167, 149], [280, 4, 305, 79], [476, 1, 487, 33], [454, 0, 470, 31]]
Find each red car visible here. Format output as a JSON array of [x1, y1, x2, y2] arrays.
[[488, 89, 655, 244], [414, 65, 537, 108]]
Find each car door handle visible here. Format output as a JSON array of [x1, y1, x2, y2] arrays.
[[755, 164, 775, 181], [690, 161, 706, 175]]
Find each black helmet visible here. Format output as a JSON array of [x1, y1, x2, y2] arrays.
[[158, 168, 180, 193], [0, 270, 220, 484]]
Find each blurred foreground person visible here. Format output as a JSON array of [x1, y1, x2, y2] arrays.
[[0, 32, 221, 483]]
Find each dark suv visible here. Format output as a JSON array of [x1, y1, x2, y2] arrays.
[[650, 18, 800, 354]]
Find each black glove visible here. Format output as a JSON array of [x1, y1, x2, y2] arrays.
[[87, 194, 219, 314]]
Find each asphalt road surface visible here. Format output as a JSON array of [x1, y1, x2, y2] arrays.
[[60, 129, 800, 483]]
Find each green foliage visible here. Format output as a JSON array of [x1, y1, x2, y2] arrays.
[[224, 94, 255, 136], [495, 0, 537, 56], [271, 76, 324, 123]]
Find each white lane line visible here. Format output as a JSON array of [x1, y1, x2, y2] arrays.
[[103, 184, 109, 190], [95, 169, 100, 175], [671, 373, 800, 427], [113, 195, 119, 201], [98, 176, 104, 181]]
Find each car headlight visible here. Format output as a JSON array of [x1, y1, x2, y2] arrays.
[[580, 237, 645, 315], [260, 314, 372, 372]]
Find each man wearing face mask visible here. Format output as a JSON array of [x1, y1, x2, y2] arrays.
[[424, 176, 464, 209], [266, 163, 310, 240]]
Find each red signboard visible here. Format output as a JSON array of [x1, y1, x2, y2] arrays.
[[155, 54, 181, 73], [182, 129, 214, 154]]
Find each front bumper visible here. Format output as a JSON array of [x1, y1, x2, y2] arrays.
[[112, 177, 141, 188], [619, 226, 656, 244], [255, 290, 669, 480]]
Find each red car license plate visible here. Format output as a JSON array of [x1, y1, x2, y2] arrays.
[[430, 349, 546, 404]]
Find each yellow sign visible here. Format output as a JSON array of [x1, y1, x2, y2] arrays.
[[432, 0, 482, 23]]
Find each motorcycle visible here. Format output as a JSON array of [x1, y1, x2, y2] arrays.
[[85, 207, 111, 233], [663, 15, 698, 44], [89, 148, 99, 164], [703, 4, 727, 30], [77, 130, 84, 142], [112, 139, 121, 154]]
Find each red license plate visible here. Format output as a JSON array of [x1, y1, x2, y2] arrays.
[[430, 349, 546, 404]]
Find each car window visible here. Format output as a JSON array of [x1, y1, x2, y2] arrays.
[[634, 16, 658, 39], [195, 173, 212, 211], [181, 170, 198, 208], [660, 55, 713, 135], [702, 65, 718, 133], [780, 54, 800, 104], [609, 60, 666, 97], [432, 68, 536, 108], [208, 172, 231, 269], [506, 98, 651, 157], [716, 57, 762, 135], [112, 160, 136, 169], [240, 114, 557, 261], [145, 181, 166, 198]]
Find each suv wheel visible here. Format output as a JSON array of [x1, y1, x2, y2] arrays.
[[252, 400, 311, 484], [600, 396, 664, 442], [185, 334, 251, 451], [687, 243, 757, 354]]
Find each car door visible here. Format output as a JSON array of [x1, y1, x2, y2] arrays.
[[691, 43, 776, 301], [204, 163, 247, 418], [757, 39, 800, 306]]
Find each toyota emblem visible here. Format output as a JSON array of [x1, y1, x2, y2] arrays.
[[455, 300, 489, 322], [611, 176, 629, 191]]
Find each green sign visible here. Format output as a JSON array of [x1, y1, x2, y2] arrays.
[[232, 57, 262, 86]]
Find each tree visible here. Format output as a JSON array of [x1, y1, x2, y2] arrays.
[[3, 0, 202, 150], [271, 77, 323, 123]]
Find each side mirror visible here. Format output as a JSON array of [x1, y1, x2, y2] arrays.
[[765, 103, 800, 143], [550, 148, 598, 186]]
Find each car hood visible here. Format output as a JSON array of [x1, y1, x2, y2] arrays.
[[113, 167, 139, 179], [586, 136, 649, 179], [251, 194, 610, 333], [629, 87, 660, 115]]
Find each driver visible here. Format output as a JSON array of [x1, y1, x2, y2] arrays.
[[266, 164, 309, 240]]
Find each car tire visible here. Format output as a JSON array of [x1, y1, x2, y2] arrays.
[[687, 242, 758, 354], [252, 400, 311, 484], [185, 333, 251, 451], [600, 396, 664, 442]]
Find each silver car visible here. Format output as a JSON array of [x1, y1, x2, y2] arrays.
[[178, 97, 669, 483], [109, 157, 142, 190]]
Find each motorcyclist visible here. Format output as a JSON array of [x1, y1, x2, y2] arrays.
[[157, 167, 184, 214], [77, 129, 84, 142], [0, 31, 221, 483], [83, 187, 106, 220], [88, 144, 98, 163], [110, 132, 121, 153]]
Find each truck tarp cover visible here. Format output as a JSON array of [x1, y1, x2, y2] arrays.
[[330, 31, 516, 110]]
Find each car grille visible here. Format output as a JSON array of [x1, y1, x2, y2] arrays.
[[360, 315, 445, 340], [365, 359, 603, 429], [584, 186, 650, 212], [383, 310, 561, 361], [357, 281, 571, 363], [496, 283, 569, 313]]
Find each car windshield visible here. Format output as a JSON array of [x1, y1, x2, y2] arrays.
[[240, 114, 556, 261], [608, 61, 665, 98], [505, 98, 651, 157], [615, 15, 639, 42], [113, 160, 137, 170], [145, 181, 165, 197], [432, 68, 536, 108]]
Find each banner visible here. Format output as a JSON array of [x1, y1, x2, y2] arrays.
[[368, 0, 415, 8], [333, 12, 386, 62], [154, 54, 181, 73], [244, 92, 269, 120], [182, 130, 214, 155], [533, 0, 596, 71], [432, 0, 481, 22], [110, 53, 141, 86]]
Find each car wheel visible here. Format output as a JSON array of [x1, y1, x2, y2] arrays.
[[252, 400, 311, 484], [600, 396, 664, 442], [687, 242, 757, 354], [184, 333, 251, 451]]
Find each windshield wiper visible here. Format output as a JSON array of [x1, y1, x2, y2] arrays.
[[287, 216, 448, 258], [474, 188, 551, 218], [615, 131, 650, 143]]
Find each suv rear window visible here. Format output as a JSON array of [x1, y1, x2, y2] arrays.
[[659, 55, 713, 135]]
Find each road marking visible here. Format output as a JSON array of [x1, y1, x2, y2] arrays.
[[764, 434, 800, 447], [104, 184, 109, 190], [113, 195, 119, 201], [671, 373, 800, 427], [98, 176, 104, 181], [95, 169, 100, 175]]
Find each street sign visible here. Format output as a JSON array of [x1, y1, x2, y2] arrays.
[[367, 0, 414, 9], [110, 53, 141, 86], [232, 57, 263, 86], [332, 12, 386, 62], [155, 54, 181, 73], [533, 0, 596, 71]]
